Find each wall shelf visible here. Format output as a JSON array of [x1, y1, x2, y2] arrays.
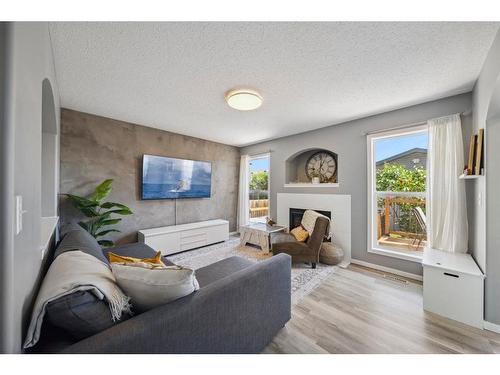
[[459, 174, 485, 180], [40, 216, 58, 259], [284, 183, 339, 188], [285, 148, 339, 187]]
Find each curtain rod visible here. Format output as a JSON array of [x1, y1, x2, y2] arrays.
[[363, 109, 472, 136]]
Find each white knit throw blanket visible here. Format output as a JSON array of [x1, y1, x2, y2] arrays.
[[301, 209, 331, 239], [23, 250, 131, 349]]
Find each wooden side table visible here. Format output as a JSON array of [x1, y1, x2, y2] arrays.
[[240, 223, 286, 254]]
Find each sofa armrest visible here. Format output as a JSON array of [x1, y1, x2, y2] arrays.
[[61, 253, 292, 354]]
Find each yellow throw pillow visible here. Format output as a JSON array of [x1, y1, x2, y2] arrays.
[[108, 251, 166, 268], [290, 226, 309, 242]]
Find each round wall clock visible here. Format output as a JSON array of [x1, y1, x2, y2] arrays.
[[305, 151, 337, 182]]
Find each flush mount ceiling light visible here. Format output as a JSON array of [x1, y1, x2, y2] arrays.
[[225, 89, 263, 111]]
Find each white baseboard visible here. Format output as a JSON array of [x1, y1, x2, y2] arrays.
[[229, 231, 239, 236], [484, 321, 500, 333], [351, 258, 423, 281]]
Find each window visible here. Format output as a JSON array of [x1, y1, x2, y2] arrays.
[[367, 126, 428, 262], [248, 154, 270, 223]]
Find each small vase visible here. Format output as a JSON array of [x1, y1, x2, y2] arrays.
[[312, 177, 320, 184]]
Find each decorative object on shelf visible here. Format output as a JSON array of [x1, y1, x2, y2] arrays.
[[266, 217, 276, 226], [311, 170, 320, 184], [475, 128, 484, 175], [64, 179, 133, 247], [305, 151, 338, 183], [463, 129, 485, 176], [466, 134, 477, 175]]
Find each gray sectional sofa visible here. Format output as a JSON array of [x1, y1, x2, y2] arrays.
[[31, 228, 292, 354]]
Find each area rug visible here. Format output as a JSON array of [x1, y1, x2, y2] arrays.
[[168, 237, 338, 305]]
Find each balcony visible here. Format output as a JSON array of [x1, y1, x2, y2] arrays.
[[376, 193, 427, 253]]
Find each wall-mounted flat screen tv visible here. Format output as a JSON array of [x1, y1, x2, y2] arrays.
[[142, 154, 212, 199]]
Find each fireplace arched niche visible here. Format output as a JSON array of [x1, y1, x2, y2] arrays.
[[284, 148, 339, 187]]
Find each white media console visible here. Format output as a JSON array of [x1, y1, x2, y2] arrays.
[[138, 219, 229, 256]]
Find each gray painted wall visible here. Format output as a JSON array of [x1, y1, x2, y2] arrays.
[[472, 29, 500, 326], [59, 109, 240, 244], [0, 22, 61, 353], [241, 93, 472, 276], [0, 22, 13, 354]]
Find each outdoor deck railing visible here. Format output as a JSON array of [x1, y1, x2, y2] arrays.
[[249, 199, 269, 218], [376, 192, 426, 250]]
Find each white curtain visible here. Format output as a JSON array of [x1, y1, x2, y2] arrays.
[[427, 114, 468, 253], [237, 154, 250, 231]]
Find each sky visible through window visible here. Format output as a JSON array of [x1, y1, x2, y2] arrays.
[[375, 132, 428, 162], [249, 157, 269, 172]]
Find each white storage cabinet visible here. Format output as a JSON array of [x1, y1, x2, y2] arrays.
[[423, 248, 484, 329], [138, 219, 229, 256]]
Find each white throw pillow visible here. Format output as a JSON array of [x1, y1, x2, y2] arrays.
[[110, 263, 200, 312]]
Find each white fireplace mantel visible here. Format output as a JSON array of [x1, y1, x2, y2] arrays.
[[277, 193, 351, 267]]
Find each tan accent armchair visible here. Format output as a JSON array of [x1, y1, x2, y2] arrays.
[[271, 217, 329, 269]]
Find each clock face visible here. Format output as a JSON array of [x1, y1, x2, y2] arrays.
[[305, 152, 337, 182]]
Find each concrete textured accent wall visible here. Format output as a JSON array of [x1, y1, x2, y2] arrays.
[[241, 93, 472, 277], [60, 109, 240, 244]]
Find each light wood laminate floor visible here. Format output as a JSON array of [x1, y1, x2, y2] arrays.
[[264, 264, 500, 354]]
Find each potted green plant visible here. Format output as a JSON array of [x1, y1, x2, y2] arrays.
[[64, 179, 133, 247]]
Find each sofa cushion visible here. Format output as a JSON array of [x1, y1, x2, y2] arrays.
[[271, 232, 296, 245], [44, 229, 137, 342], [25, 250, 131, 348], [55, 224, 108, 264], [45, 290, 126, 340], [271, 232, 310, 256], [195, 256, 253, 287]]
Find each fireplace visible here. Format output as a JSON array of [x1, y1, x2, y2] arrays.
[[278, 193, 351, 266], [289, 208, 331, 231]]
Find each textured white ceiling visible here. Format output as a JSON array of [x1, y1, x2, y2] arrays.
[[49, 22, 499, 146]]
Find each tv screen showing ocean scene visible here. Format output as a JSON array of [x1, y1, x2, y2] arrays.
[[142, 154, 212, 199]]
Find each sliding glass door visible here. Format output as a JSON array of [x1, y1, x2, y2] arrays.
[[248, 154, 270, 223]]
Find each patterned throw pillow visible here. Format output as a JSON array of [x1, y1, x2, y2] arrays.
[[290, 226, 309, 242]]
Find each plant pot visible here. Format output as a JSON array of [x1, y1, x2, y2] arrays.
[[311, 177, 320, 184]]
